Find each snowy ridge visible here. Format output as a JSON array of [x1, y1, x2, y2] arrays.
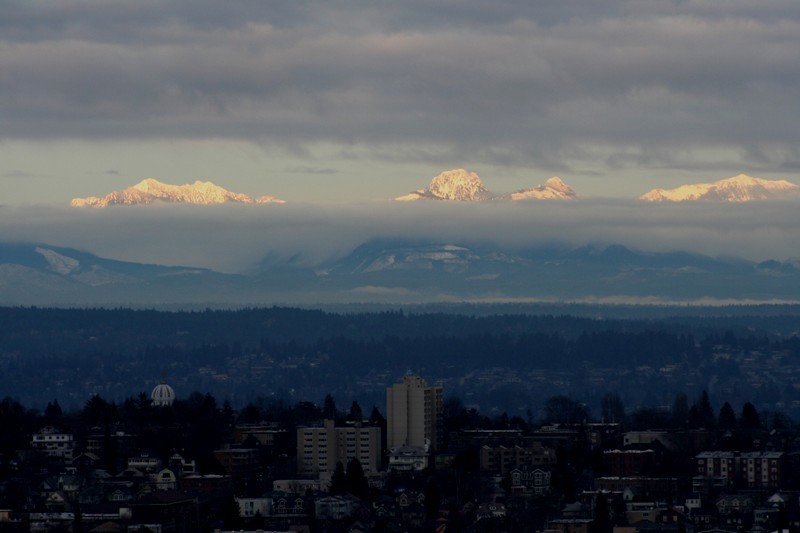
[[71, 178, 285, 207], [395, 169, 577, 202], [508, 177, 576, 200], [640, 174, 800, 202]]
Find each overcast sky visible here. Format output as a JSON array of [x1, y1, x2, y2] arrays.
[[2, 0, 800, 205]]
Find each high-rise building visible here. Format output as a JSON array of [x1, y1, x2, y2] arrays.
[[297, 419, 381, 476], [387, 374, 443, 452]]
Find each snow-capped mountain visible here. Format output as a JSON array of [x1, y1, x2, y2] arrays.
[[323, 241, 518, 276], [395, 169, 493, 202], [3, 238, 800, 305], [0, 242, 247, 305], [71, 178, 285, 208], [506, 177, 576, 200], [395, 169, 577, 202], [302, 239, 800, 303], [640, 174, 800, 202]]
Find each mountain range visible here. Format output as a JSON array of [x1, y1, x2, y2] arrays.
[[640, 174, 800, 202], [70, 178, 285, 208], [2, 240, 799, 305], [66, 172, 800, 207], [394, 169, 577, 202], [0, 242, 247, 304]]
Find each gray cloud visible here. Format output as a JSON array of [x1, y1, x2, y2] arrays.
[[284, 166, 339, 175], [1, 170, 50, 179], [2, 170, 36, 178], [2, 1, 800, 174]]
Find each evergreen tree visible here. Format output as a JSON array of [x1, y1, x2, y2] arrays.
[[741, 402, 761, 430], [368, 405, 385, 426], [0, 398, 34, 456], [44, 400, 63, 426], [239, 403, 261, 424], [291, 401, 323, 426], [671, 393, 689, 428], [322, 394, 337, 420], [424, 478, 442, 518], [82, 395, 115, 428], [348, 401, 363, 423], [345, 458, 369, 499], [543, 395, 591, 425], [718, 402, 737, 430], [594, 492, 612, 533], [600, 393, 625, 424], [628, 407, 671, 431], [695, 390, 715, 429], [221, 496, 242, 530], [329, 461, 347, 495], [103, 426, 118, 474], [612, 494, 628, 527], [687, 405, 701, 429]]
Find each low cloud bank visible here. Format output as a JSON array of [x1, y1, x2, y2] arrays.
[[1, 200, 798, 273]]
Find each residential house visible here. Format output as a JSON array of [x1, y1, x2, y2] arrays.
[[510, 465, 552, 496], [31, 427, 74, 461]]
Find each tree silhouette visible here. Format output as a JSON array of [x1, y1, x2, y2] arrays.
[[593, 492, 612, 533], [44, 400, 63, 426], [345, 458, 369, 499], [693, 391, 715, 429], [82, 395, 115, 428], [741, 402, 761, 430], [543, 395, 591, 424], [600, 393, 625, 424], [348, 401, 363, 423], [329, 461, 347, 495], [671, 393, 689, 428], [718, 402, 736, 430], [323, 394, 337, 420]]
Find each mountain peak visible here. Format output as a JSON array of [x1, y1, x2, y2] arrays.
[[395, 170, 576, 202], [394, 169, 492, 202], [428, 169, 491, 201], [131, 178, 167, 192], [509, 176, 576, 200], [71, 179, 286, 208], [640, 174, 800, 202]]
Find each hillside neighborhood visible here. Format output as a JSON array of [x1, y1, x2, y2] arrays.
[[2, 374, 800, 532]]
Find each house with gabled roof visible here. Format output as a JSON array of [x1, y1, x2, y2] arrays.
[[510, 465, 552, 496], [45, 490, 70, 512]]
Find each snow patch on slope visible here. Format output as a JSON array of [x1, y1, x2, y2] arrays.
[[35, 247, 80, 275]]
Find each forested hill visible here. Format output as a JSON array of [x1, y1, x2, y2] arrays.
[[2, 305, 800, 356], [1, 306, 800, 417]]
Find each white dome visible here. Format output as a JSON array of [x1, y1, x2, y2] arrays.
[[151, 381, 175, 406]]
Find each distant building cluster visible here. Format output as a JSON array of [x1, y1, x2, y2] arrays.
[[5, 375, 800, 532]]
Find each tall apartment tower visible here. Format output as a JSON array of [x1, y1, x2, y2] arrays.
[[297, 419, 381, 477], [387, 374, 443, 452]]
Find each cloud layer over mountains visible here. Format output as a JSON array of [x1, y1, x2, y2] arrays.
[[2, 199, 799, 274]]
